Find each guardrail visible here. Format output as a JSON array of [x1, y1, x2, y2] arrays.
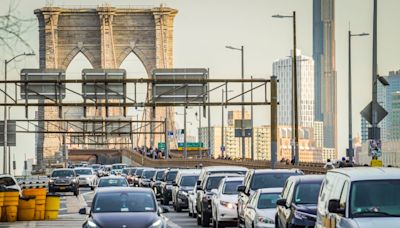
[[16, 176, 49, 189], [131, 152, 326, 174]]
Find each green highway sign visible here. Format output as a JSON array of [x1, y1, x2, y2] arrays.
[[158, 142, 166, 150]]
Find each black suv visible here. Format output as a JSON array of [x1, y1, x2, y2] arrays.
[[48, 168, 80, 196], [237, 169, 303, 226], [150, 169, 166, 197], [276, 175, 324, 228], [160, 169, 179, 205]]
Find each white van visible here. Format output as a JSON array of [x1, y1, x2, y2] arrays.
[[316, 167, 400, 228]]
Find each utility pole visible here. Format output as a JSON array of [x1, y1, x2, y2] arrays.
[[221, 89, 225, 158], [271, 76, 278, 169], [251, 76, 254, 160], [3, 59, 7, 174], [372, 0, 378, 142], [292, 11, 299, 165], [184, 107, 187, 158], [207, 69, 211, 158], [198, 106, 202, 158], [241, 46, 245, 160]]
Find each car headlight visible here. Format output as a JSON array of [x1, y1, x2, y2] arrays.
[[294, 210, 315, 220], [220, 201, 234, 209], [72, 179, 78, 183], [148, 218, 163, 228], [257, 216, 274, 224], [84, 220, 98, 228], [48, 179, 54, 183]]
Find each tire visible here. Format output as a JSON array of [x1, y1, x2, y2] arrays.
[[162, 195, 169, 205], [176, 202, 182, 212], [189, 210, 192, 217], [275, 215, 279, 228], [212, 219, 217, 228], [201, 209, 210, 227], [197, 214, 202, 225], [90, 186, 95, 191], [217, 221, 225, 228], [74, 188, 79, 196]]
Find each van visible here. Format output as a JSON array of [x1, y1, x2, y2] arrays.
[[316, 167, 400, 228]]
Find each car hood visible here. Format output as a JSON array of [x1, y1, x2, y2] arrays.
[[92, 212, 161, 228], [294, 204, 317, 215], [256, 208, 276, 220], [353, 217, 400, 228]]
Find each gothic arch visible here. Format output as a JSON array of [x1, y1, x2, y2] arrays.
[[61, 47, 97, 69]]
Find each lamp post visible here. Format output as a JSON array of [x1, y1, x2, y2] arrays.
[[3, 52, 35, 174], [272, 11, 299, 164], [225, 45, 245, 159], [348, 30, 369, 162]]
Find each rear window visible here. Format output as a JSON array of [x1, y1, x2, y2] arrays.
[[155, 171, 165, 180], [251, 173, 299, 190], [223, 180, 243, 194], [0, 177, 16, 186], [209, 170, 246, 175], [135, 169, 144, 176], [294, 183, 322, 205], [180, 175, 198, 187], [258, 193, 280, 209], [52, 170, 75, 177], [166, 171, 178, 181], [206, 176, 225, 191]]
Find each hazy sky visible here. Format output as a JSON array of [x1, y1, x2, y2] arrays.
[[1, 0, 400, 174]]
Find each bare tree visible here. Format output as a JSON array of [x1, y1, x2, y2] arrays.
[[0, 0, 35, 55]]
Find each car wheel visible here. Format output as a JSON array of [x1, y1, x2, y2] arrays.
[[162, 195, 169, 205], [90, 186, 95, 191], [189, 209, 192, 217], [201, 209, 210, 227], [275, 215, 279, 228], [74, 188, 79, 196], [197, 214, 202, 225], [176, 202, 182, 212], [212, 219, 217, 228], [217, 221, 225, 228]]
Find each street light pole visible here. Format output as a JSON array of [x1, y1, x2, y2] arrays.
[[184, 107, 187, 158], [348, 30, 369, 162], [251, 76, 254, 160], [3, 52, 34, 174], [221, 89, 225, 158]]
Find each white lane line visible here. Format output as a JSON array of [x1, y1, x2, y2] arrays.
[[162, 215, 181, 228]]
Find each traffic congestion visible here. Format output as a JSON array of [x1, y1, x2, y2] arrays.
[[38, 163, 400, 228]]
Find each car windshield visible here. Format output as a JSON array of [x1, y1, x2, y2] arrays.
[[122, 169, 130, 175], [143, 170, 156, 179], [258, 193, 281, 209], [155, 171, 165, 180], [98, 178, 128, 187], [0, 177, 16, 186], [209, 170, 246, 175], [129, 169, 137, 175], [206, 176, 225, 191], [91, 165, 100, 170], [294, 183, 321, 204], [166, 171, 178, 181], [250, 173, 299, 190], [350, 180, 400, 218], [180, 175, 198, 187], [112, 165, 126, 170], [135, 169, 144, 176], [52, 170, 75, 177], [74, 169, 92, 175], [93, 192, 156, 213], [223, 180, 243, 194]]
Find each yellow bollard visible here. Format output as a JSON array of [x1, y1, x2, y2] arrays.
[[45, 194, 60, 220], [5, 206, 17, 222], [18, 197, 36, 221]]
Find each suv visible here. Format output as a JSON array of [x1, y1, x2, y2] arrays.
[[74, 167, 97, 190], [237, 169, 303, 226], [48, 169, 79, 196], [151, 169, 166, 197], [160, 169, 179, 205], [276, 175, 324, 228], [0, 175, 21, 195], [316, 167, 400, 228], [172, 169, 201, 212], [196, 173, 243, 227]]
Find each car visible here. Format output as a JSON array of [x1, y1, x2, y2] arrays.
[[211, 176, 244, 228], [188, 184, 198, 218], [237, 169, 303, 226], [0, 175, 22, 195], [97, 176, 129, 188], [74, 167, 98, 190], [103, 165, 112, 176], [150, 169, 166, 197], [111, 163, 127, 175], [172, 169, 201, 212], [48, 168, 79, 196], [316, 167, 400, 228], [140, 168, 157, 187], [196, 173, 244, 227], [90, 164, 102, 176], [160, 168, 179, 205], [126, 167, 137, 186], [243, 188, 282, 228], [79, 187, 168, 228], [276, 175, 324, 228], [133, 167, 149, 187]]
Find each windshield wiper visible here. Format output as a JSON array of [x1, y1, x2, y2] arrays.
[[353, 210, 400, 217]]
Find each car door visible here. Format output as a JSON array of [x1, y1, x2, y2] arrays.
[[244, 191, 258, 228], [329, 179, 349, 228], [284, 181, 295, 226], [277, 180, 293, 227], [238, 171, 252, 219]]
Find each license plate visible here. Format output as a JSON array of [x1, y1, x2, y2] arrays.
[[59, 187, 66, 190]]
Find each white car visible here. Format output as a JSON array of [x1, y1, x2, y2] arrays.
[[211, 176, 244, 227], [243, 188, 282, 228], [188, 184, 198, 218], [0, 175, 22, 195], [111, 163, 127, 175], [74, 167, 97, 190]]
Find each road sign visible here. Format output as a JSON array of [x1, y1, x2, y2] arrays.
[[361, 101, 388, 125], [20, 69, 66, 99], [220, 146, 225, 152], [158, 142, 166, 150], [152, 68, 208, 104], [369, 139, 382, 157], [177, 142, 204, 150], [234, 119, 252, 137], [370, 159, 383, 167], [82, 69, 126, 99], [0, 120, 16, 146], [167, 131, 174, 138]]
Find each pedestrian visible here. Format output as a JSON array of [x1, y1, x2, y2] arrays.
[[324, 159, 335, 170], [339, 157, 346, 168], [345, 159, 353, 167]]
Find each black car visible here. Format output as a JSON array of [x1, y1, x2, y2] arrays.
[[172, 173, 199, 212], [140, 169, 156, 187], [48, 169, 79, 196], [151, 169, 166, 197], [276, 175, 325, 228], [80, 187, 167, 228], [160, 169, 179, 205]]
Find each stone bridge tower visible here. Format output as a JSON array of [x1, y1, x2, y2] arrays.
[[34, 6, 177, 167]]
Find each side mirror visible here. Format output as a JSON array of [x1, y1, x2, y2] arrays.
[[150, 178, 154, 181], [211, 189, 218, 195], [47, 175, 51, 178], [172, 181, 177, 186], [76, 174, 80, 177], [196, 186, 202, 191], [328, 199, 344, 214], [197, 180, 201, 186], [237, 185, 246, 193], [78, 208, 87, 215], [276, 198, 287, 207]]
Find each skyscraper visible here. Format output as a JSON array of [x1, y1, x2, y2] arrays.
[[273, 50, 315, 128], [313, 0, 337, 149]]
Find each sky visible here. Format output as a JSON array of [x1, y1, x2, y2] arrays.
[[1, 0, 400, 174]]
